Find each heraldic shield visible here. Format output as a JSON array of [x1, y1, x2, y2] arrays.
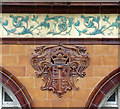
[[30, 44, 90, 98]]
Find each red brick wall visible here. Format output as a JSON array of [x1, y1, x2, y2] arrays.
[[1, 44, 119, 107]]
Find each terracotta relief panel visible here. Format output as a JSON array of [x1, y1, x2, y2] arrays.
[[30, 44, 90, 97]]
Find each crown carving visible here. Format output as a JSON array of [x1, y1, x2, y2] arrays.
[[51, 48, 69, 64]]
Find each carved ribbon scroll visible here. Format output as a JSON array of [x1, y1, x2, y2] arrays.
[[30, 44, 90, 98]]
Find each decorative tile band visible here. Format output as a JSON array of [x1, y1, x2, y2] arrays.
[[0, 14, 120, 38]]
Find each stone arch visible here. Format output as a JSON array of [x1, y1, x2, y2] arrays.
[[85, 67, 120, 108], [0, 66, 33, 108]]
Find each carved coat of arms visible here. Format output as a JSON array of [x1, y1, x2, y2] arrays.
[[30, 44, 90, 97]]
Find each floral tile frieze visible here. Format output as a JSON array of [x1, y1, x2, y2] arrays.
[[0, 14, 119, 38]]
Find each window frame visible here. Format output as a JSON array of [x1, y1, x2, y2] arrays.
[[99, 84, 120, 109], [0, 82, 21, 108]]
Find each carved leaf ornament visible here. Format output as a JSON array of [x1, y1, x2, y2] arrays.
[[30, 44, 90, 97]]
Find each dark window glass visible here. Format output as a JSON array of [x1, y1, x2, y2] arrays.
[[4, 92, 13, 101], [107, 92, 115, 102]]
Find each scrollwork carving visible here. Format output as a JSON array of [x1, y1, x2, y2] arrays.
[[0, 15, 119, 36], [30, 44, 90, 97]]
